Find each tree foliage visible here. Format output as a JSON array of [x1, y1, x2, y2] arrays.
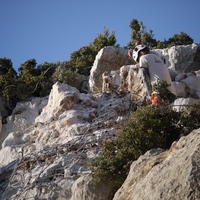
[[128, 19, 157, 48], [0, 58, 15, 75], [88, 82, 199, 186], [128, 18, 194, 49], [32, 62, 58, 97], [69, 46, 95, 75], [69, 28, 118, 75], [0, 58, 18, 110], [167, 32, 193, 47], [17, 59, 41, 100], [91, 28, 118, 52]]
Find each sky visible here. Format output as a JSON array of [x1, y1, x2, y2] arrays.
[[0, 0, 200, 71]]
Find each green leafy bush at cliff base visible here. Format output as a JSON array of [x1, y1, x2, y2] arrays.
[[88, 104, 200, 186]]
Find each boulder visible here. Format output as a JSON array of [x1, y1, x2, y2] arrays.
[[154, 43, 200, 72], [181, 76, 200, 98], [35, 82, 80, 124], [89, 46, 134, 93], [113, 129, 200, 200], [0, 97, 47, 150], [70, 174, 117, 200], [171, 97, 200, 111]]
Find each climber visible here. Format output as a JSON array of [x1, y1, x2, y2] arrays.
[[128, 43, 177, 99], [150, 91, 160, 106]]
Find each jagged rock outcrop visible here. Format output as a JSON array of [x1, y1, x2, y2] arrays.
[[89, 44, 200, 97], [35, 83, 80, 124], [0, 97, 48, 150], [171, 97, 200, 111], [113, 129, 200, 200], [0, 44, 200, 200], [153, 43, 200, 72], [89, 46, 134, 93], [0, 82, 132, 199], [70, 174, 117, 200]]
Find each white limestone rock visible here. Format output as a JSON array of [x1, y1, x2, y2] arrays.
[[89, 46, 134, 93], [0, 146, 20, 168], [89, 44, 200, 95], [154, 43, 200, 72], [175, 72, 187, 81], [3, 97, 48, 134], [35, 82, 80, 124], [113, 129, 200, 200], [0, 97, 47, 150], [171, 97, 200, 111], [182, 76, 200, 98], [70, 174, 116, 200], [173, 81, 189, 98], [2, 131, 24, 148]]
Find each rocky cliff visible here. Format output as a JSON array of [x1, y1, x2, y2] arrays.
[[0, 44, 200, 200]]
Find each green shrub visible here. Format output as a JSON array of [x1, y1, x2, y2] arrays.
[[88, 105, 182, 185], [88, 103, 200, 186], [152, 80, 176, 104]]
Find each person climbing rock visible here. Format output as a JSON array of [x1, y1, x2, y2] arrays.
[[128, 43, 177, 99], [150, 91, 160, 106]]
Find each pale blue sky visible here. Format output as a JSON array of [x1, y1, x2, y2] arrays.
[[0, 0, 200, 71]]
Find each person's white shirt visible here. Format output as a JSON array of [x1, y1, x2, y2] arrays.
[[139, 53, 176, 95]]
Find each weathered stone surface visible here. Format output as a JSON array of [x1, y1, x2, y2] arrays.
[[102, 70, 120, 93], [113, 129, 200, 200], [171, 97, 200, 111], [0, 83, 133, 200], [0, 97, 47, 150], [90, 44, 200, 96], [174, 81, 189, 98], [182, 76, 200, 98], [70, 174, 117, 200], [89, 46, 134, 93], [127, 65, 146, 100], [35, 82, 80, 124], [154, 43, 200, 72], [0, 146, 19, 168]]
